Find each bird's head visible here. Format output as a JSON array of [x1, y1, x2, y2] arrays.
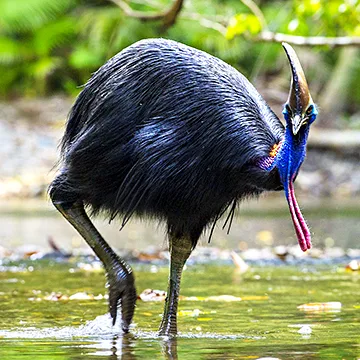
[[275, 43, 318, 252], [282, 42, 318, 136]]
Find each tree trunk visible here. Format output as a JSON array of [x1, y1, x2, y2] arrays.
[[318, 47, 359, 127]]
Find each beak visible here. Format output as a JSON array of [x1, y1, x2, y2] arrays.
[[292, 114, 303, 135], [282, 42, 312, 116]]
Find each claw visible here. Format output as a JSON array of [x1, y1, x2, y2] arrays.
[[108, 285, 120, 326], [120, 287, 137, 332], [107, 263, 137, 332]]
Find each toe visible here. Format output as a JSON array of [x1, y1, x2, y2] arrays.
[[107, 267, 136, 331], [121, 286, 137, 332]]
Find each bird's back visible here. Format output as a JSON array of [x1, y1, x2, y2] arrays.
[[60, 39, 284, 238]]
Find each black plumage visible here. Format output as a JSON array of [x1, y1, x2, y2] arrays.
[[52, 39, 283, 245]]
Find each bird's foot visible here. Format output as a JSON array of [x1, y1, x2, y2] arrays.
[[106, 260, 137, 333]]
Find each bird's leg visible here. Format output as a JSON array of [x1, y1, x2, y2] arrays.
[[159, 235, 193, 336], [52, 200, 137, 332]]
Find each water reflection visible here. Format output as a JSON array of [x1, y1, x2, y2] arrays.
[[1, 198, 360, 253], [161, 338, 178, 360], [110, 337, 178, 360], [79, 334, 359, 360], [109, 335, 137, 360]]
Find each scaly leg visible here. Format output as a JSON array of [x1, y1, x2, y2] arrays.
[[159, 235, 193, 336], [53, 200, 137, 332]]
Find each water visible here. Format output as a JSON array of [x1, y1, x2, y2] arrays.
[[0, 262, 359, 359], [0, 198, 359, 359], [1, 196, 360, 253]]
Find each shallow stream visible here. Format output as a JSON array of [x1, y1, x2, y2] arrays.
[[0, 262, 359, 359], [0, 198, 359, 359]]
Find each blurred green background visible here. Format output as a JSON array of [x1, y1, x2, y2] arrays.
[[1, 0, 359, 127]]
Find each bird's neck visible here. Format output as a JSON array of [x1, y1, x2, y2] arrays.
[[275, 125, 309, 184], [255, 124, 309, 178]]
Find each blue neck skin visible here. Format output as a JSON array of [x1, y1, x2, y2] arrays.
[[260, 104, 317, 196], [274, 124, 309, 197]]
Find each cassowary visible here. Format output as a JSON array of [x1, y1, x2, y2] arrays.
[[49, 39, 317, 336]]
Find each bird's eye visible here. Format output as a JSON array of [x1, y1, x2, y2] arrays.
[[306, 105, 314, 116]]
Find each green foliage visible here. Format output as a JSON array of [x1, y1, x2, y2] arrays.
[[289, 0, 360, 36], [0, 0, 250, 96], [0, 0, 77, 96], [226, 14, 262, 40], [0, 0, 359, 121], [226, 0, 360, 38], [0, 0, 73, 33]]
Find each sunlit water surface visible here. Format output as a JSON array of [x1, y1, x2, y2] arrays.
[[0, 263, 359, 359]]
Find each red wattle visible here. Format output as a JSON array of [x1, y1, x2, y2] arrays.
[[287, 181, 311, 252]]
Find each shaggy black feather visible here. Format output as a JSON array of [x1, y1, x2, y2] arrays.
[[50, 38, 284, 247]]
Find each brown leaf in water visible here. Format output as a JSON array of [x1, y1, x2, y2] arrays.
[[23, 250, 40, 258], [44, 292, 69, 301], [69, 292, 95, 300], [42, 291, 104, 301], [345, 260, 360, 271], [138, 289, 167, 302], [297, 302, 342, 312], [133, 251, 164, 262], [205, 295, 242, 302]]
